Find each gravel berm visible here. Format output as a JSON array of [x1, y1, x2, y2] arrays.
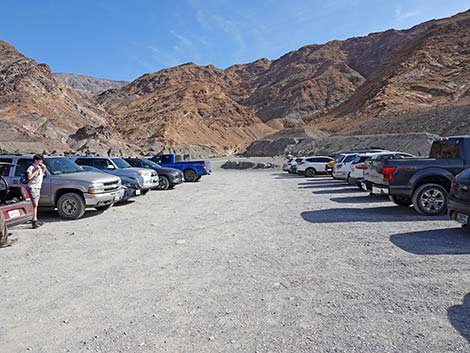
[[1, 165, 469, 352]]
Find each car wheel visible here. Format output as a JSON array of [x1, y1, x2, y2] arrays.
[[156, 176, 170, 190], [184, 169, 197, 182], [57, 192, 86, 220], [389, 195, 412, 206], [95, 204, 112, 211], [412, 183, 448, 216], [346, 173, 351, 184], [305, 168, 316, 178]]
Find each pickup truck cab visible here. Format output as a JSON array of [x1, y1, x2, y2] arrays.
[[147, 154, 211, 182], [71, 156, 159, 193], [0, 155, 122, 220], [368, 137, 470, 215]]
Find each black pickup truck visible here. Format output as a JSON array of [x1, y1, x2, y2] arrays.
[[366, 137, 470, 216]]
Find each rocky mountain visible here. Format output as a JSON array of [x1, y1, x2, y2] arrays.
[[98, 63, 276, 154], [0, 40, 132, 155], [309, 10, 470, 136], [54, 72, 128, 95]]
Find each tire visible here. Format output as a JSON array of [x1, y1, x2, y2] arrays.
[[346, 173, 351, 184], [142, 189, 150, 195], [95, 204, 112, 211], [389, 195, 412, 206], [305, 168, 316, 178], [184, 169, 198, 182], [57, 192, 86, 220], [412, 183, 448, 216], [156, 176, 170, 191]]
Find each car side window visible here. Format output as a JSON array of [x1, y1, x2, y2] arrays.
[[306, 158, 316, 163], [14, 158, 33, 176], [319, 158, 332, 163], [127, 159, 139, 167], [344, 155, 356, 163], [75, 158, 93, 166], [0, 158, 13, 176], [93, 159, 113, 169], [159, 156, 172, 164]]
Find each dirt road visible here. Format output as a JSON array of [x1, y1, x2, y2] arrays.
[[1, 166, 469, 352]]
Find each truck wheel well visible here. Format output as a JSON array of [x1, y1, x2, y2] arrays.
[[54, 189, 84, 205], [415, 176, 451, 192]]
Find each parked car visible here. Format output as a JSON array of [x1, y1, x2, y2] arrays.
[[332, 154, 358, 180], [289, 158, 304, 174], [367, 137, 470, 215], [348, 152, 411, 187], [283, 158, 297, 174], [448, 169, 470, 226], [147, 154, 211, 182], [124, 158, 183, 190], [297, 156, 334, 177], [362, 152, 415, 191], [80, 165, 142, 202], [0, 155, 121, 220], [71, 156, 158, 193], [0, 162, 33, 226]]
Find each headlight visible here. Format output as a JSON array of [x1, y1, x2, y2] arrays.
[[88, 182, 105, 194]]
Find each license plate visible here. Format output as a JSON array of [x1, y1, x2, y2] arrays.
[[136, 189, 141, 195], [456, 213, 469, 224], [372, 186, 388, 195], [8, 209, 21, 218]]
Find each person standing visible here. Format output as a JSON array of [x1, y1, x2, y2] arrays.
[[27, 154, 46, 229]]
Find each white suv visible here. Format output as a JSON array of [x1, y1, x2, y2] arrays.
[[332, 154, 357, 180], [297, 156, 333, 177]]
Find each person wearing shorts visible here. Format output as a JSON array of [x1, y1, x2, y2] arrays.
[[27, 154, 46, 229]]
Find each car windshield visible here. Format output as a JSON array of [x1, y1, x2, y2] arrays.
[[111, 158, 132, 169], [142, 159, 161, 169], [45, 158, 83, 175]]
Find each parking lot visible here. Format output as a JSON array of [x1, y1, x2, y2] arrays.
[[1, 166, 469, 352]]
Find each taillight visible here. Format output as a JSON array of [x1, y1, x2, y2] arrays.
[[298, 161, 305, 165], [202, 163, 207, 169], [356, 164, 365, 170], [450, 176, 456, 193], [382, 166, 396, 182]]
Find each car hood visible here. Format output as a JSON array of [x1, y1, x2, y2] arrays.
[[55, 171, 120, 184], [111, 168, 150, 177], [159, 166, 181, 175]]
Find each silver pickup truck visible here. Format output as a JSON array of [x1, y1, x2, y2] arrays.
[[0, 155, 122, 220]]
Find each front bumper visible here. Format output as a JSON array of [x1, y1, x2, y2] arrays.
[[171, 174, 183, 185], [84, 190, 121, 207]]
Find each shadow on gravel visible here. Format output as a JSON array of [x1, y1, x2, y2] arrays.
[[312, 188, 363, 195], [448, 293, 470, 344], [38, 209, 105, 223], [390, 228, 470, 255], [272, 173, 303, 180], [301, 206, 445, 223], [330, 195, 389, 204], [298, 182, 348, 189]]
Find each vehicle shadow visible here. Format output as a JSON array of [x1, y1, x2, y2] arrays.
[[330, 195, 389, 204], [448, 293, 470, 344], [390, 228, 470, 255], [312, 188, 363, 195], [298, 182, 348, 189], [301, 206, 446, 223], [272, 173, 303, 180], [37, 209, 105, 223]]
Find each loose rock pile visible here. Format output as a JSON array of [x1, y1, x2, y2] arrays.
[[221, 161, 278, 170]]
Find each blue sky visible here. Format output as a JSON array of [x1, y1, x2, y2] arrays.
[[1, 0, 469, 81]]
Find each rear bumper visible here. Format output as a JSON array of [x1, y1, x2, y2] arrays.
[[6, 215, 33, 227], [369, 184, 390, 196], [448, 195, 470, 221], [84, 191, 121, 207]]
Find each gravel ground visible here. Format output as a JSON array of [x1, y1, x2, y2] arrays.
[[1, 165, 469, 352]]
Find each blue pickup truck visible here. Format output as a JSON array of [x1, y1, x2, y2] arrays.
[[147, 154, 211, 182]]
